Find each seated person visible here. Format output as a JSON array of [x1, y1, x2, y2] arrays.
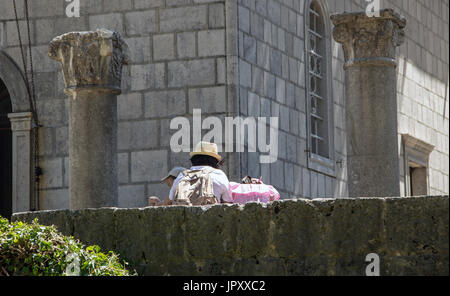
[[148, 167, 186, 206], [169, 141, 233, 205]]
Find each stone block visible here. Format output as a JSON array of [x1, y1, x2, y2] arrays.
[[31, 46, 59, 72], [188, 86, 226, 114], [168, 59, 216, 87], [63, 157, 69, 187], [270, 160, 285, 190], [293, 165, 303, 196], [134, 0, 164, 9], [250, 12, 264, 40], [36, 99, 66, 126], [198, 30, 225, 57], [247, 151, 260, 177], [130, 64, 165, 91], [256, 0, 267, 16], [38, 17, 89, 44], [0, 0, 24, 21], [260, 96, 271, 117], [38, 189, 69, 210], [280, 5, 289, 30], [278, 28, 285, 51], [270, 49, 282, 76], [297, 138, 307, 166], [118, 92, 143, 120], [295, 86, 306, 112], [177, 32, 196, 58], [72, 208, 116, 251], [257, 41, 270, 70], [217, 57, 226, 84], [302, 167, 310, 197], [299, 111, 306, 139], [118, 185, 147, 208], [252, 65, 264, 95], [289, 57, 298, 84], [242, 34, 256, 63], [310, 171, 318, 198], [153, 34, 175, 61], [267, 0, 281, 25], [145, 90, 186, 118], [247, 91, 260, 117], [263, 71, 276, 99], [41, 158, 63, 189], [147, 182, 171, 201], [238, 5, 250, 33], [239, 59, 252, 88], [29, 0, 63, 17], [55, 126, 68, 156], [275, 77, 285, 104], [289, 109, 299, 136], [118, 153, 129, 184], [125, 10, 157, 35], [103, 0, 133, 12], [118, 120, 159, 150], [131, 150, 168, 182], [89, 13, 124, 33], [160, 6, 207, 32], [264, 19, 272, 43], [80, 0, 103, 14], [6, 20, 34, 47], [125, 37, 152, 64], [280, 105, 290, 132], [285, 162, 294, 193], [209, 3, 225, 28]]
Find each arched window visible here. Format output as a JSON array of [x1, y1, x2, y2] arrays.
[[305, 0, 335, 176]]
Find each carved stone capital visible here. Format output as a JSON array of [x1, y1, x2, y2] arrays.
[[8, 112, 33, 131], [331, 9, 406, 69], [48, 29, 130, 94]]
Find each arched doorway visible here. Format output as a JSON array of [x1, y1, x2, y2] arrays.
[[0, 79, 12, 220], [0, 50, 35, 216]]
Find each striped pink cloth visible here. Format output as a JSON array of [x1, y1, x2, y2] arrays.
[[229, 182, 280, 204]]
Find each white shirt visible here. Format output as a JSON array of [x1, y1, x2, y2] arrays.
[[168, 166, 232, 203]]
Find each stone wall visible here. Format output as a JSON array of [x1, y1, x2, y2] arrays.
[[236, 0, 348, 199], [0, 0, 448, 212], [0, 0, 230, 209], [12, 195, 449, 275]]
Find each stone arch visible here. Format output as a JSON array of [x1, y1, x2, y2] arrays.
[[0, 50, 31, 113], [0, 50, 34, 214]]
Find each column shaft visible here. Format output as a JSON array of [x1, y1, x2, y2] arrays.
[[68, 90, 118, 208]]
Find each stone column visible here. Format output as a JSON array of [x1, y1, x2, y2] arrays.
[[331, 9, 406, 197], [48, 29, 129, 209], [8, 112, 34, 213]]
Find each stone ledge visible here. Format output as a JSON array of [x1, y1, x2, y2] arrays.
[[12, 196, 449, 275]]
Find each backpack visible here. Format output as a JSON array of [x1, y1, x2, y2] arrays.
[[173, 167, 219, 206]]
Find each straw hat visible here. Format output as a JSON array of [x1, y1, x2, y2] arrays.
[[189, 141, 221, 161]]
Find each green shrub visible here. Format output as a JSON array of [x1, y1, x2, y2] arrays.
[[0, 216, 135, 276]]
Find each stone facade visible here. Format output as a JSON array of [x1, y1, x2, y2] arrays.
[[0, 0, 448, 212]]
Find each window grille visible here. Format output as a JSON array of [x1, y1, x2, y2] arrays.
[[307, 1, 329, 158]]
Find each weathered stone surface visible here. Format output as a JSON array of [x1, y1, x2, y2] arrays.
[[48, 29, 130, 92], [48, 30, 129, 210], [12, 196, 449, 276], [331, 9, 406, 69], [331, 10, 406, 198]]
